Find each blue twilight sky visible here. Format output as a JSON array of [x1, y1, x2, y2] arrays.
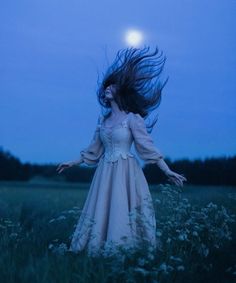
[[0, 0, 236, 164]]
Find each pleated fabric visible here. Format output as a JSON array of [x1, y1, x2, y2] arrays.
[[68, 154, 157, 256]]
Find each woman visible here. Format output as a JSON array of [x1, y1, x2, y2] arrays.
[[56, 46, 187, 257]]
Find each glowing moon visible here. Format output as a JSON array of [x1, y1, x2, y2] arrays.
[[125, 29, 143, 47]]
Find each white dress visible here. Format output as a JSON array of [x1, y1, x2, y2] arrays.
[[68, 112, 164, 256]]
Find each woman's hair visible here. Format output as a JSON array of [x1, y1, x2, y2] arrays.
[[97, 46, 169, 133]]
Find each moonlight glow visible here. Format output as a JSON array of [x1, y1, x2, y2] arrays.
[[125, 29, 143, 47]]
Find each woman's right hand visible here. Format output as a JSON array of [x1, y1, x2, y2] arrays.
[[56, 161, 75, 174], [165, 170, 187, 187]]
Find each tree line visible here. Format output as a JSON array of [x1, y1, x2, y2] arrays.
[[0, 147, 235, 186]]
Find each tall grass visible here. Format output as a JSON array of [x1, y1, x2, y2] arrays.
[[0, 182, 235, 283]]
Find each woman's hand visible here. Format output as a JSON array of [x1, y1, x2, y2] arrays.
[[56, 161, 75, 174], [165, 170, 187, 187]]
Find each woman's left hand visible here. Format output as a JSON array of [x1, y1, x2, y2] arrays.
[[165, 170, 187, 187]]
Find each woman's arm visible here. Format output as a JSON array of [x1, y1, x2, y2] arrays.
[[129, 113, 164, 164], [70, 156, 84, 166], [56, 115, 104, 174], [78, 116, 104, 165], [129, 113, 187, 186]]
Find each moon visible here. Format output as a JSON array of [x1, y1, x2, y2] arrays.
[[125, 29, 143, 47]]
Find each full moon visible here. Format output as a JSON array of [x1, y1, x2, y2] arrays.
[[125, 29, 143, 47]]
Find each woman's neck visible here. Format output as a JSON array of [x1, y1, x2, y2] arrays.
[[109, 100, 126, 118]]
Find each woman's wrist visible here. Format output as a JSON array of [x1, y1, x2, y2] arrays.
[[156, 158, 172, 175], [71, 157, 84, 166]]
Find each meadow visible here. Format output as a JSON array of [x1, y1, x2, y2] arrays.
[[0, 180, 235, 283]]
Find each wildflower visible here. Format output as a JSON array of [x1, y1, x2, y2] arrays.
[[56, 215, 66, 221], [158, 262, 167, 272], [51, 243, 68, 255], [192, 231, 198, 237], [166, 237, 171, 243], [206, 202, 218, 209], [133, 267, 149, 276], [138, 258, 146, 266], [178, 233, 188, 241], [177, 265, 185, 271], [67, 210, 76, 214], [147, 253, 155, 261], [156, 231, 162, 237], [9, 233, 18, 238], [48, 243, 54, 250], [170, 256, 182, 262]]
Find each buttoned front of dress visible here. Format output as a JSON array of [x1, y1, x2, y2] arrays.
[[99, 119, 135, 163]]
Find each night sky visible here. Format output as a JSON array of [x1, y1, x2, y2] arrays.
[[1, 0, 235, 164]]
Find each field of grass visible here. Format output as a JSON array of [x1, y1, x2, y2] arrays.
[[0, 180, 235, 283]]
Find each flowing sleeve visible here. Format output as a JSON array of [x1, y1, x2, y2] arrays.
[[79, 115, 105, 166], [130, 113, 164, 164]]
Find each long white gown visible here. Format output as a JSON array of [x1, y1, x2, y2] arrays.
[[68, 112, 164, 256]]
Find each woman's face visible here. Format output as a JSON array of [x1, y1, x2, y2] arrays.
[[104, 84, 116, 101]]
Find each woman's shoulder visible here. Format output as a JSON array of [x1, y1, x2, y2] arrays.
[[97, 114, 105, 123], [95, 115, 105, 129], [128, 112, 143, 118], [128, 112, 145, 126], [129, 112, 146, 129]]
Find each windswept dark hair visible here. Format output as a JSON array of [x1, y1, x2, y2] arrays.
[[97, 46, 169, 133]]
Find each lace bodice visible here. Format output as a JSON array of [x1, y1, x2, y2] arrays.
[[79, 112, 164, 165], [99, 115, 135, 162]]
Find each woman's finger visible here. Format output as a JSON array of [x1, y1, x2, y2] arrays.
[[168, 176, 179, 186], [169, 172, 187, 183], [167, 175, 185, 187], [179, 174, 187, 180], [57, 165, 66, 173], [175, 174, 186, 182], [179, 175, 186, 181], [175, 178, 182, 187], [174, 176, 183, 187], [179, 179, 183, 187], [56, 165, 63, 172]]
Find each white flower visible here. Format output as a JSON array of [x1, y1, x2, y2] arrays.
[[52, 243, 68, 255], [56, 215, 66, 221], [156, 231, 162, 237], [166, 237, 171, 243], [138, 258, 146, 266], [158, 262, 167, 272], [178, 233, 188, 241], [68, 210, 76, 214], [9, 233, 18, 238], [170, 256, 182, 262], [177, 265, 185, 271], [133, 267, 149, 276], [48, 243, 54, 250]]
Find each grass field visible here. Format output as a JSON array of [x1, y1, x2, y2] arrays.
[[0, 180, 235, 283]]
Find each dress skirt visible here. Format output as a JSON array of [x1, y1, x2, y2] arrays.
[[68, 154, 157, 257]]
